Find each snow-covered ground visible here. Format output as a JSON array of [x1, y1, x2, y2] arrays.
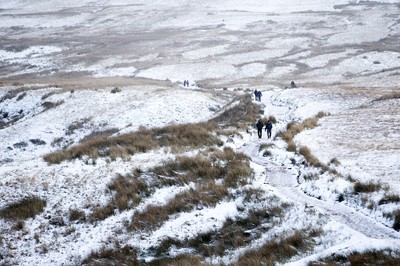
[[0, 0, 399, 265]]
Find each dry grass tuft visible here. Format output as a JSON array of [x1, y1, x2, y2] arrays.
[[373, 92, 400, 102], [0, 197, 46, 221], [150, 254, 209, 266], [308, 248, 400, 266], [82, 245, 139, 266], [353, 181, 382, 194], [89, 174, 149, 222], [235, 229, 322, 265], [379, 193, 400, 205], [299, 146, 322, 168], [44, 94, 260, 164]]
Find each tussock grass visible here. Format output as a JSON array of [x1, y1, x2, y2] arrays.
[[0, 197, 46, 221], [82, 245, 139, 266], [234, 229, 322, 265], [150, 254, 209, 266], [129, 148, 251, 231], [44, 94, 259, 164], [152, 202, 292, 258], [308, 248, 400, 266], [69, 209, 86, 222], [130, 181, 229, 231], [379, 193, 400, 205], [373, 92, 400, 102], [353, 181, 382, 194], [299, 146, 323, 168], [42, 100, 65, 112], [89, 174, 149, 222], [277, 112, 329, 152]]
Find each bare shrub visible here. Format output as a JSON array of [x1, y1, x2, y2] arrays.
[[0, 197, 46, 221], [308, 248, 400, 266], [353, 181, 382, 194], [82, 245, 139, 266]]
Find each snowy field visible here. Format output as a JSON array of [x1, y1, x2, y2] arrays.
[[0, 0, 399, 265]]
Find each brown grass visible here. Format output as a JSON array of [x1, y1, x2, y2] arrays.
[[0, 197, 46, 221], [129, 148, 251, 232], [353, 181, 382, 194], [150, 254, 209, 266], [308, 248, 400, 266], [379, 193, 400, 205], [44, 95, 260, 164], [373, 92, 400, 102], [151, 202, 292, 259], [82, 245, 139, 266], [299, 146, 323, 168], [89, 174, 149, 222], [277, 112, 329, 152], [234, 229, 322, 265]]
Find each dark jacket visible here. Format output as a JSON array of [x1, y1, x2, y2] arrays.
[[256, 120, 263, 129], [265, 122, 272, 131]]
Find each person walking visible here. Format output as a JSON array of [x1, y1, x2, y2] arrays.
[[265, 120, 273, 139], [254, 89, 258, 101], [256, 118, 263, 139]]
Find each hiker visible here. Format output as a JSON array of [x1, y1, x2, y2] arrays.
[[254, 89, 258, 101], [256, 118, 263, 139], [257, 90, 262, 101], [265, 120, 273, 139], [291, 81, 297, 88]]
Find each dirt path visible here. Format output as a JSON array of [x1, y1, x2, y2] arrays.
[[238, 91, 400, 241]]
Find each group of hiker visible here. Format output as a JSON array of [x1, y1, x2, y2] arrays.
[[183, 80, 190, 87], [256, 119, 273, 139]]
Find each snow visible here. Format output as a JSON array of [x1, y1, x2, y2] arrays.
[[1, 0, 400, 265]]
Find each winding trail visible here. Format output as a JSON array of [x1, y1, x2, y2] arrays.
[[240, 140, 400, 240], [238, 89, 400, 264]]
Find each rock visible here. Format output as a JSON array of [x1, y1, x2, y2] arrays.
[[30, 139, 46, 145]]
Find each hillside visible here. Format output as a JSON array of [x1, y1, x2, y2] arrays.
[[0, 0, 399, 265]]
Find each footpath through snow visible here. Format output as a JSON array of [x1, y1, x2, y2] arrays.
[[238, 88, 400, 264]]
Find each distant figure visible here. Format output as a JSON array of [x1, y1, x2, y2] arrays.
[[291, 81, 297, 88], [265, 120, 273, 139], [183, 80, 187, 87], [254, 89, 258, 101], [256, 118, 263, 139], [257, 90, 262, 101]]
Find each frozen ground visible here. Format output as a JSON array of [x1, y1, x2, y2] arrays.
[[0, 0, 399, 265]]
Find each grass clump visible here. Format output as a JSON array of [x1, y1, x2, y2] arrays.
[[299, 146, 322, 168], [353, 181, 382, 194], [129, 148, 251, 232], [379, 193, 400, 205], [89, 174, 149, 222], [276, 112, 329, 152], [44, 94, 260, 164], [308, 248, 400, 266], [0, 197, 46, 221], [373, 92, 400, 102], [82, 245, 139, 266], [234, 229, 322, 265]]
